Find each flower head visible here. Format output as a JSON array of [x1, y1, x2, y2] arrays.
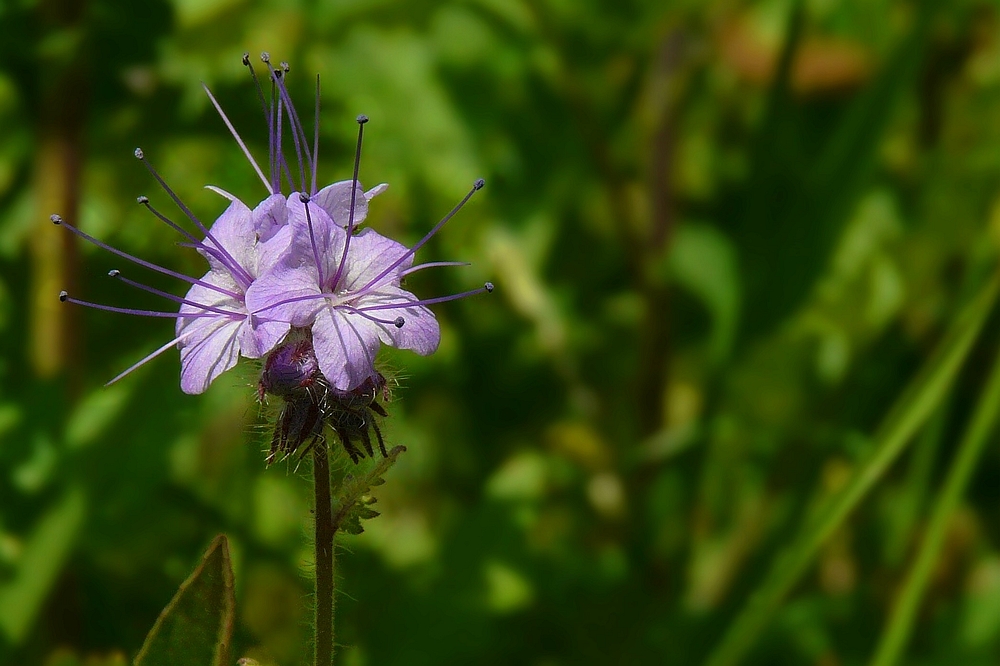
[[55, 52, 492, 402]]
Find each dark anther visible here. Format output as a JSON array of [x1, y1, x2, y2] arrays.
[[393, 317, 405, 328], [474, 178, 485, 190], [108, 269, 121, 278], [134, 148, 144, 160], [485, 282, 495, 293], [299, 193, 310, 203], [137, 195, 149, 205], [59, 291, 68, 302], [357, 114, 369, 125], [50, 214, 63, 225], [242, 52, 250, 66], [260, 52, 271, 63]]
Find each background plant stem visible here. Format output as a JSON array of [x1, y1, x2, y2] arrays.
[[869, 334, 1000, 666], [313, 443, 335, 666]]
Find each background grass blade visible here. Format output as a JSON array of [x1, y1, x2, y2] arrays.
[[133, 535, 235, 666], [703, 274, 1000, 666], [869, 326, 1000, 666]]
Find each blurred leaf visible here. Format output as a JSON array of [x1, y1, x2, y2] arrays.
[[0, 487, 85, 643], [736, 0, 935, 339], [704, 273, 1000, 666], [667, 223, 740, 362], [64, 384, 130, 450], [42, 648, 128, 666], [133, 534, 235, 666]]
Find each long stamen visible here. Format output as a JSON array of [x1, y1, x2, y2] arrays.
[[268, 57, 279, 190], [243, 52, 271, 122], [243, 52, 271, 135], [134, 148, 255, 288], [399, 261, 471, 277], [202, 83, 272, 194], [59, 291, 228, 319], [329, 115, 368, 291], [355, 179, 485, 295], [353, 283, 494, 313], [340, 306, 405, 328], [263, 55, 313, 189], [301, 194, 325, 289], [174, 242, 233, 268], [278, 62, 307, 193], [276, 96, 295, 193], [312, 74, 320, 196], [50, 214, 242, 300], [138, 196, 200, 245], [106, 330, 196, 386], [108, 269, 244, 317]]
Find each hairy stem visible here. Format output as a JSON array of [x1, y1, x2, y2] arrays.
[[313, 442, 335, 666]]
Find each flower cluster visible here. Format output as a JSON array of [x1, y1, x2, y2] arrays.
[[55, 54, 492, 426]]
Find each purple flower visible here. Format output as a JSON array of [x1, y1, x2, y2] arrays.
[[53, 163, 292, 394], [247, 193, 441, 390], [56, 52, 491, 397]]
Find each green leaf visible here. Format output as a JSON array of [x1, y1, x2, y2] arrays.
[[667, 223, 740, 362], [133, 535, 235, 666], [703, 273, 1000, 666], [0, 487, 86, 644], [332, 446, 406, 535]]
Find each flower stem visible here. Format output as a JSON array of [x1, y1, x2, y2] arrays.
[[313, 442, 335, 666]]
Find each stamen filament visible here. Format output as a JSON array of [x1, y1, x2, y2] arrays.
[[135, 150, 256, 288], [302, 196, 325, 289], [202, 82, 273, 194], [51, 215, 242, 300], [353, 283, 494, 313], [243, 53, 270, 127], [330, 115, 367, 291], [109, 270, 244, 317], [60, 291, 236, 319], [266, 62, 313, 189], [138, 196, 201, 245], [354, 179, 484, 295], [340, 306, 405, 328], [312, 74, 321, 196]]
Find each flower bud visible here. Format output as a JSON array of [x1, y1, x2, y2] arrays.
[[259, 330, 319, 398]]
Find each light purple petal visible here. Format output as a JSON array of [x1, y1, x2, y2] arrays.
[[200, 198, 255, 276], [313, 180, 369, 229], [350, 286, 440, 355], [253, 193, 289, 243], [339, 228, 412, 293], [175, 270, 244, 338], [239, 318, 290, 359], [245, 258, 325, 328], [177, 316, 243, 394], [257, 223, 293, 275], [285, 194, 348, 289], [311, 306, 381, 391]]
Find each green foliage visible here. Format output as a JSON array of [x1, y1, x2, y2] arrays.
[[133, 535, 235, 666]]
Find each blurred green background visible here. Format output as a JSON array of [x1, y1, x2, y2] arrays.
[[4, 0, 1000, 664]]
